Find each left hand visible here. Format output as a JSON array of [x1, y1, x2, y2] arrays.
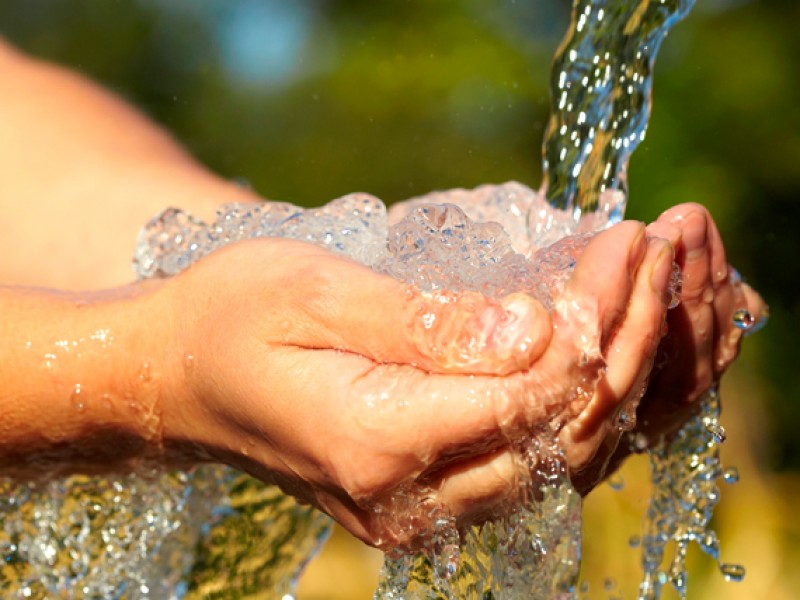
[[569, 203, 767, 492]]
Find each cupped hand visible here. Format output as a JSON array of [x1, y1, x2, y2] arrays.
[[156, 223, 672, 548], [571, 203, 767, 492], [635, 202, 766, 439]]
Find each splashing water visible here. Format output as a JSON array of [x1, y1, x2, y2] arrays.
[[0, 184, 597, 598], [374, 432, 582, 600], [637, 389, 745, 599], [541, 0, 696, 227], [0, 1, 753, 599], [540, 2, 749, 598]]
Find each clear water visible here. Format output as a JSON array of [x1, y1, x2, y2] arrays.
[[541, 0, 696, 226], [0, 464, 331, 598], [637, 388, 745, 599], [0, 1, 750, 598], [373, 428, 582, 600]]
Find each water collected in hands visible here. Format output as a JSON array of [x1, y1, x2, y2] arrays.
[[0, 1, 749, 598]]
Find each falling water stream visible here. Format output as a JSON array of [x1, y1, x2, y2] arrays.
[[1, 1, 753, 599]]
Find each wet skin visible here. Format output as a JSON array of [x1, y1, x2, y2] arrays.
[[0, 40, 766, 551], [153, 205, 764, 549], [0, 205, 763, 551]]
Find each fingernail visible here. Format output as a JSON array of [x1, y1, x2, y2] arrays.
[[680, 210, 708, 260], [650, 242, 674, 301], [645, 222, 682, 248]]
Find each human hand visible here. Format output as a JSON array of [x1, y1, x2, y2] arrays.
[[570, 203, 767, 492], [153, 220, 671, 549], [636, 203, 766, 439]]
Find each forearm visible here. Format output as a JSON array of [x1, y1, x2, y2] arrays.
[[0, 282, 178, 477], [0, 38, 260, 290]]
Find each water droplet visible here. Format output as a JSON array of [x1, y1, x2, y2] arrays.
[[630, 432, 649, 452], [604, 576, 616, 591], [70, 384, 86, 411], [668, 264, 682, 309], [607, 474, 624, 491], [723, 467, 739, 484], [720, 563, 746, 582], [434, 543, 460, 580], [530, 534, 547, 556], [628, 534, 641, 548], [183, 353, 194, 373], [705, 422, 726, 444], [616, 402, 637, 431], [732, 308, 755, 331]]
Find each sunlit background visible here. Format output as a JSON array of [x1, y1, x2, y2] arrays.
[[2, 0, 798, 597]]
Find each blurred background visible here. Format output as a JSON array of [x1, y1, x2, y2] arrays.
[[2, 0, 798, 597]]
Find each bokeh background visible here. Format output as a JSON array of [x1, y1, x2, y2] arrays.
[[2, 0, 798, 597]]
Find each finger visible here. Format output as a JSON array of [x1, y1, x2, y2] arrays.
[[646, 220, 682, 251], [404, 290, 553, 376], [558, 220, 647, 355], [267, 240, 552, 376], [251, 346, 522, 492], [557, 238, 672, 467], [658, 207, 716, 394], [659, 205, 712, 303], [434, 447, 521, 528]]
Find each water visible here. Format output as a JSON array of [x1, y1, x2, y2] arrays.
[[373, 431, 582, 599], [0, 1, 751, 598], [637, 388, 745, 599], [141, 185, 599, 598], [0, 182, 597, 598], [541, 0, 696, 227]]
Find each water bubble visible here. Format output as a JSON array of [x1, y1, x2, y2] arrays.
[[705, 423, 727, 444], [722, 467, 740, 485], [720, 563, 746, 582], [630, 432, 649, 453], [604, 576, 617, 591], [628, 534, 641, 548], [616, 401, 637, 431], [607, 474, 625, 491], [433, 543, 460, 581], [732, 309, 755, 331]]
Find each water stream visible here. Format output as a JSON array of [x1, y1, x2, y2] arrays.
[[0, 1, 750, 599]]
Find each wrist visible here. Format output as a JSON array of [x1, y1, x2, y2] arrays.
[[0, 281, 181, 477]]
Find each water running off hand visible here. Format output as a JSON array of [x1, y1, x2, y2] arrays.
[[0, 1, 750, 599]]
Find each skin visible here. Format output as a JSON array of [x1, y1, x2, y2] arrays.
[[0, 38, 765, 549]]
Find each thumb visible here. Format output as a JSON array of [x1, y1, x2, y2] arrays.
[[272, 241, 552, 375]]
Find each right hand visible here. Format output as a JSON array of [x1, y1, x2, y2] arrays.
[[153, 222, 670, 548]]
